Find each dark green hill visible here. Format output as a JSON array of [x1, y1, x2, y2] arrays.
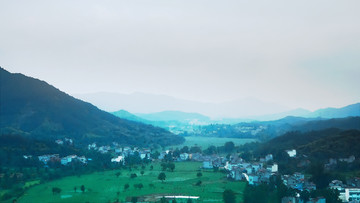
[[0, 67, 184, 147], [257, 128, 360, 160], [292, 116, 360, 132]]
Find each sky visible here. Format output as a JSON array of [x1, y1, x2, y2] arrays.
[[1, 0, 359, 111]]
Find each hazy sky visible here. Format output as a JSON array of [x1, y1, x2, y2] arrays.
[[1, 0, 359, 111]]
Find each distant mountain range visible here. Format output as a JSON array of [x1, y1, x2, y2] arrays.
[[255, 103, 360, 121], [77, 92, 359, 121], [0, 68, 184, 147], [111, 103, 360, 129], [179, 116, 360, 140], [75, 92, 290, 118]]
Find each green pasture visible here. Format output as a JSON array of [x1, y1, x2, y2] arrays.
[[169, 136, 257, 149], [17, 162, 246, 203]]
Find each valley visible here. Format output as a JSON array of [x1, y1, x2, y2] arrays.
[[1, 68, 360, 203]]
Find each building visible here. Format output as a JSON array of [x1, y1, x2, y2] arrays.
[[203, 159, 213, 169], [265, 154, 273, 162], [339, 155, 356, 163], [111, 155, 124, 163], [248, 174, 259, 185], [286, 149, 296, 158], [61, 157, 72, 165], [267, 163, 278, 173], [344, 188, 360, 202], [179, 153, 189, 161]]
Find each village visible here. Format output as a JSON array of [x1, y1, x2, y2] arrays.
[[18, 138, 358, 202]]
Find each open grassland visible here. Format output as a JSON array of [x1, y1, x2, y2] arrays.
[[18, 162, 246, 203], [169, 136, 258, 149]]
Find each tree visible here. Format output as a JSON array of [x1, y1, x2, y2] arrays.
[[180, 146, 189, 153], [224, 142, 235, 153], [134, 183, 144, 189], [223, 189, 236, 203], [158, 172, 166, 183], [168, 163, 175, 172], [300, 190, 310, 202], [204, 145, 217, 155], [140, 170, 144, 176], [195, 180, 202, 186], [74, 186, 77, 193], [190, 146, 202, 153], [124, 183, 130, 191], [52, 187, 61, 195], [131, 197, 138, 203], [160, 196, 168, 203], [115, 172, 121, 178], [150, 165, 154, 170], [197, 172, 202, 178], [309, 162, 331, 189], [130, 173, 137, 179], [80, 185, 85, 193], [187, 198, 193, 203]]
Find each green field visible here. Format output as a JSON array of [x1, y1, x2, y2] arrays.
[[17, 162, 246, 203], [169, 136, 258, 149]]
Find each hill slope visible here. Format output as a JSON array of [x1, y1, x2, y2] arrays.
[[309, 103, 360, 118], [112, 110, 149, 124], [0, 68, 184, 147], [257, 128, 360, 160]]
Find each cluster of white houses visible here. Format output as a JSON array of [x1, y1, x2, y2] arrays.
[[35, 154, 88, 166], [88, 142, 151, 164], [281, 173, 316, 191], [224, 154, 278, 185], [55, 138, 73, 146], [329, 179, 360, 202]]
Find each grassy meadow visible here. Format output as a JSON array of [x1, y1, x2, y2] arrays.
[[17, 162, 246, 203], [169, 136, 258, 149]]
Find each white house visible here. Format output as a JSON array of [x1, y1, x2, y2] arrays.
[[344, 188, 360, 202], [179, 153, 189, 161], [203, 160, 213, 169], [286, 149, 297, 157], [111, 155, 124, 163], [140, 152, 150, 160], [88, 143, 97, 150], [77, 156, 87, 164], [267, 163, 278, 173], [61, 157, 72, 165]]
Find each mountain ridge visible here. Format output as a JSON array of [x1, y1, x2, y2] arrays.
[[0, 67, 184, 147], [75, 92, 290, 118]]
